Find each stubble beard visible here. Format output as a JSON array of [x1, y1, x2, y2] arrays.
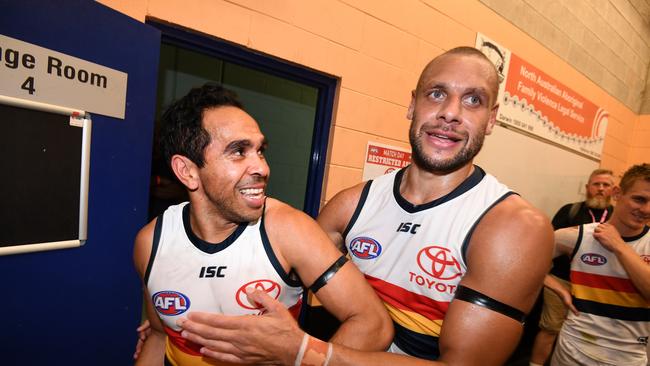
[[204, 177, 267, 224], [409, 119, 486, 174]]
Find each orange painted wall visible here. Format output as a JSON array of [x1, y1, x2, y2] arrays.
[[99, 0, 648, 199], [629, 115, 650, 166]]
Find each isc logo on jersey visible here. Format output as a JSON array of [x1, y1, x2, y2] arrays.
[[236, 279, 281, 311], [581, 253, 607, 266], [153, 290, 190, 316], [349, 237, 382, 259]]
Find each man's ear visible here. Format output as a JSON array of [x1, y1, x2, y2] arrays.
[[170, 155, 200, 191], [612, 186, 622, 202], [485, 103, 499, 135], [406, 89, 416, 120]]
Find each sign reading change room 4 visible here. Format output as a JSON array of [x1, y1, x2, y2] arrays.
[[0, 34, 127, 119]]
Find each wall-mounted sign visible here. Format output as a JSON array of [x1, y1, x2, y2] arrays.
[[0, 34, 127, 119], [362, 141, 411, 181], [476, 33, 607, 160]]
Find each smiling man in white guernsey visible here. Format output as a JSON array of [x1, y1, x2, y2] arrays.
[[545, 163, 650, 366], [132, 83, 392, 366]]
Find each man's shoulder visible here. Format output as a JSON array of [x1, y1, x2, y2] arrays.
[[264, 197, 303, 218], [263, 198, 323, 232], [479, 194, 551, 236]]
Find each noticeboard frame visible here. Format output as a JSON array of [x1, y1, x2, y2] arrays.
[[0, 95, 91, 256]]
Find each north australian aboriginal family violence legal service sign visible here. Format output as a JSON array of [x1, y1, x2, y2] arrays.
[[476, 33, 608, 160], [0, 34, 127, 119]]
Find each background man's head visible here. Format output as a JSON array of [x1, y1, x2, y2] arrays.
[[160, 83, 244, 169], [408, 47, 500, 174], [585, 168, 614, 209]]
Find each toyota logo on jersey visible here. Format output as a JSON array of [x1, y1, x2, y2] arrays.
[[417, 246, 463, 280], [641, 255, 650, 264], [236, 279, 282, 310], [349, 237, 382, 259]]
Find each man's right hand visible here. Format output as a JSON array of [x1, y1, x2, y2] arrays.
[[543, 275, 579, 316], [133, 319, 152, 360], [177, 289, 305, 365]]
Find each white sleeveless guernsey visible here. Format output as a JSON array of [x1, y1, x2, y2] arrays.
[[146, 202, 303, 366], [557, 223, 650, 365], [344, 166, 512, 360]]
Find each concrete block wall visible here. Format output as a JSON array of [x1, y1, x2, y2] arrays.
[[479, 0, 650, 114], [99, 0, 648, 198]]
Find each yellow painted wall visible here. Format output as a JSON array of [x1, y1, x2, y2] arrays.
[[99, 0, 648, 198]]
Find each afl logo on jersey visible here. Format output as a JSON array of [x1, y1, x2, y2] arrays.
[[236, 279, 281, 310], [349, 237, 382, 259], [581, 253, 607, 266], [152, 291, 190, 316], [417, 246, 462, 280]]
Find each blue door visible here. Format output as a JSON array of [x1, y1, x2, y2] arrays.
[[0, 1, 159, 364]]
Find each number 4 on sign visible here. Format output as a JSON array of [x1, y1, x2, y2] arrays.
[[21, 76, 35, 94]]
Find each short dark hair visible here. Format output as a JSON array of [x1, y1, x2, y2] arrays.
[[619, 163, 650, 193], [160, 83, 244, 168]]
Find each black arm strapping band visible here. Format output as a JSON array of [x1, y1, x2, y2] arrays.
[[454, 285, 526, 325], [309, 255, 349, 293]]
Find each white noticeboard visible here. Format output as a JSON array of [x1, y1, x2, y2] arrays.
[[362, 142, 411, 181], [475, 124, 598, 218]]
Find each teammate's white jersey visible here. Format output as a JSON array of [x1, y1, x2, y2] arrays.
[[557, 223, 650, 365], [146, 202, 303, 365]]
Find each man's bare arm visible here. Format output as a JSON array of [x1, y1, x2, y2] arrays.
[[553, 226, 580, 258], [264, 198, 393, 351], [436, 195, 554, 365], [133, 220, 167, 365], [316, 183, 366, 252]]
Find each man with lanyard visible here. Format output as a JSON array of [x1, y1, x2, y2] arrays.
[[530, 168, 614, 366], [545, 163, 650, 365]]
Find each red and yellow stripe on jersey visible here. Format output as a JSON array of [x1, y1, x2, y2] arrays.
[[571, 270, 649, 320], [366, 275, 448, 336], [163, 301, 302, 366]]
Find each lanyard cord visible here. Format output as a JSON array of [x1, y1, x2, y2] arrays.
[[588, 208, 608, 223]]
